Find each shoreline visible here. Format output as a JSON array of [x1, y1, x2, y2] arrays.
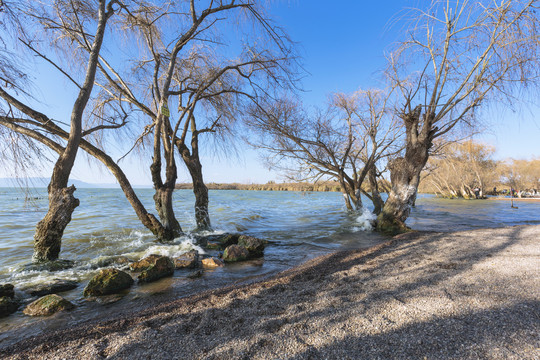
[[1, 225, 539, 359], [487, 196, 540, 202]]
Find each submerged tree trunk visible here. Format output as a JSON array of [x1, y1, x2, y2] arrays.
[[33, 1, 113, 261], [177, 140, 211, 231], [150, 152, 182, 240], [377, 106, 432, 234], [153, 185, 182, 239], [150, 113, 183, 241], [33, 186, 79, 261], [368, 167, 384, 216]]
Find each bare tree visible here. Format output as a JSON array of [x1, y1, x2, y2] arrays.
[[247, 88, 402, 213], [0, 88, 169, 241], [378, 0, 540, 233], [421, 140, 498, 198], [16, 0, 121, 261], [92, 0, 295, 235]]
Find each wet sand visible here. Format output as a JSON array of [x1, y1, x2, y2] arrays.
[[1, 225, 539, 359]]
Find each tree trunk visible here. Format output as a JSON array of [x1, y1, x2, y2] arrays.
[[33, 186, 79, 261], [178, 143, 211, 230], [368, 167, 384, 215], [377, 106, 432, 234], [150, 101, 183, 241], [153, 185, 182, 239], [33, 0, 113, 261], [150, 151, 182, 241]]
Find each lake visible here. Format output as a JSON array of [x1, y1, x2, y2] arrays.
[[1, 188, 539, 341]]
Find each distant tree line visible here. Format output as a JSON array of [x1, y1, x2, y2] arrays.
[[420, 141, 540, 198], [176, 181, 345, 192]]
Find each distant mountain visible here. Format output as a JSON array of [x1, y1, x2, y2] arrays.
[[0, 177, 120, 188]]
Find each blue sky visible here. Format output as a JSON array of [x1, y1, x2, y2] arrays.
[[3, 0, 539, 185]]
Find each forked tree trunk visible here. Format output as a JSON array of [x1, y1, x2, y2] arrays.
[[150, 101, 183, 241], [150, 155, 183, 240], [33, 0, 113, 261], [377, 106, 432, 234]]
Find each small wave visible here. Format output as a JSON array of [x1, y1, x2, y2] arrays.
[[352, 208, 377, 232], [124, 236, 206, 261]]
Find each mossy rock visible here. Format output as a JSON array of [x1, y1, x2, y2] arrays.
[[0, 284, 14, 298], [83, 268, 134, 297], [0, 296, 19, 318], [174, 250, 199, 269], [138, 256, 175, 283], [238, 235, 266, 258], [129, 254, 162, 271], [222, 245, 249, 263], [23, 294, 74, 316]]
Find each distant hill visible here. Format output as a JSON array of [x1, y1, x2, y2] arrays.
[[0, 177, 120, 188]]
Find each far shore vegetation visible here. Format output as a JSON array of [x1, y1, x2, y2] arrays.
[[176, 147, 540, 199]]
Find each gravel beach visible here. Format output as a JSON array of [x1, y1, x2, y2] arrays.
[[1, 225, 539, 359]]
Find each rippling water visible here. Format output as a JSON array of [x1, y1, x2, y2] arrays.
[[0, 188, 539, 341]]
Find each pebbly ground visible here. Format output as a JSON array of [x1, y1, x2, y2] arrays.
[[1, 225, 539, 359]]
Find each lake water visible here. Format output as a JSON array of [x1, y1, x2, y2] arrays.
[[1, 188, 539, 342]]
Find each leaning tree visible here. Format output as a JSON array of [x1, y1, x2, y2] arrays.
[[377, 0, 540, 233], [0, 0, 126, 261]]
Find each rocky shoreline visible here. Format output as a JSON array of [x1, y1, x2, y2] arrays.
[[1, 225, 539, 359], [0, 233, 267, 319]]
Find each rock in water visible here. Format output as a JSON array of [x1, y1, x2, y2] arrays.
[[174, 250, 199, 269], [0, 284, 14, 298], [217, 233, 240, 248], [138, 256, 175, 283], [201, 257, 224, 268], [27, 279, 79, 297], [21, 259, 75, 272], [83, 268, 134, 297], [23, 294, 74, 316], [129, 254, 163, 271], [200, 233, 240, 250], [222, 245, 249, 263], [0, 296, 19, 317], [238, 235, 266, 258]]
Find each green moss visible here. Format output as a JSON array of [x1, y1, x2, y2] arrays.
[[84, 268, 134, 296]]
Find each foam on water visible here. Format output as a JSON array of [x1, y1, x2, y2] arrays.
[[352, 208, 377, 232], [134, 235, 206, 260]]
